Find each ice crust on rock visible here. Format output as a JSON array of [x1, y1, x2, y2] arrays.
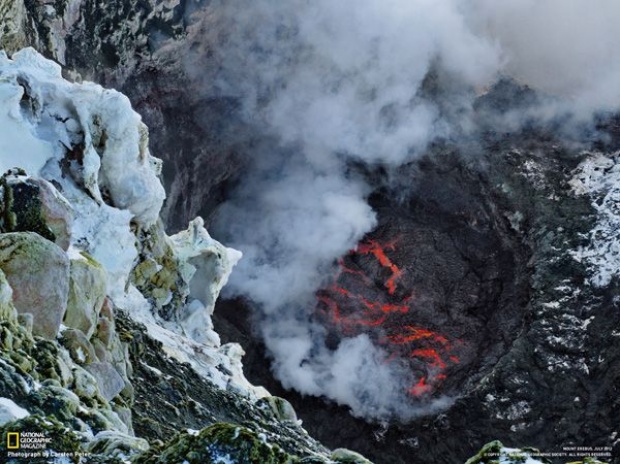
[[119, 285, 269, 399], [170, 217, 243, 345], [0, 47, 165, 227], [0, 48, 261, 402]]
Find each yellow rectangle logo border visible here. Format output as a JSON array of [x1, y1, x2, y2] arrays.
[[7, 432, 19, 449]]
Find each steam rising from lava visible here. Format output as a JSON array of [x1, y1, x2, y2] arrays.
[[203, 0, 620, 420]]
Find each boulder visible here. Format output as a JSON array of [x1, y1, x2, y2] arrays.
[[0, 268, 17, 323], [87, 430, 149, 457], [94, 316, 115, 348], [85, 362, 125, 401], [256, 396, 298, 422], [0, 232, 69, 339], [59, 328, 98, 365], [64, 252, 107, 338], [17, 313, 33, 333], [33, 177, 74, 250], [331, 449, 374, 464], [1, 173, 74, 250], [72, 366, 99, 400]]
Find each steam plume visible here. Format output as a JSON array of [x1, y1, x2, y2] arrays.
[[197, 0, 620, 419]]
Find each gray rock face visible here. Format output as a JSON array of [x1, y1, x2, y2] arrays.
[[85, 362, 125, 401], [0, 268, 17, 323], [87, 430, 149, 456], [64, 254, 107, 338], [31, 177, 74, 251], [0, 232, 69, 339], [0, 0, 29, 52]]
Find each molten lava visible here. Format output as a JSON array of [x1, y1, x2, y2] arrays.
[[317, 238, 461, 397], [356, 239, 402, 295]]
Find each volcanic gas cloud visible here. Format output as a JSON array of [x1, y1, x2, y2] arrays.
[[317, 236, 463, 398]]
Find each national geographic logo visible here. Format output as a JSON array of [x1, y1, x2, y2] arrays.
[[6, 432, 19, 449], [4, 431, 52, 450], [3, 431, 92, 461]]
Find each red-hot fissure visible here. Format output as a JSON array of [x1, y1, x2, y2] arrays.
[[317, 238, 461, 397]]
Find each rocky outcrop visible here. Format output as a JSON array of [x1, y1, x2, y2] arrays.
[[0, 47, 363, 463], [0, 269, 17, 323]]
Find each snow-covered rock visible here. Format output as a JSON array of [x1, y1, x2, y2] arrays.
[[570, 151, 620, 286], [170, 217, 242, 345], [0, 46, 264, 403], [0, 47, 165, 227], [0, 397, 29, 426]]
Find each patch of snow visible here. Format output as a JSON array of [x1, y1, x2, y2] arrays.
[[499, 450, 547, 464], [140, 362, 163, 377], [0, 52, 57, 175], [0, 397, 30, 425], [117, 286, 269, 400], [570, 151, 620, 286], [495, 401, 531, 421], [75, 347, 86, 363], [211, 453, 235, 464], [47, 157, 138, 300]]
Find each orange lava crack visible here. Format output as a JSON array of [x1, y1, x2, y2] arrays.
[[317, 238, 462, 397], [356, 239, 403, 295]]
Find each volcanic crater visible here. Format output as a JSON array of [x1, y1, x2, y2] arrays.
[[214, 148, 535, 463], [315, 152, 532, 401]]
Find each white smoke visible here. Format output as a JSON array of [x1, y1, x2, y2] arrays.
[[468, 0, 620, 113], [198, 0, 620, 420]]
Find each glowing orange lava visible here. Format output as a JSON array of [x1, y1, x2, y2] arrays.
[[317, 238, 462, 397], [356, 239, 402, 295]]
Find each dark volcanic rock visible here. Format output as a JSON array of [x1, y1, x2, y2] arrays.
[[214, 132, 620, 464], [114, 311, 332, 459]]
